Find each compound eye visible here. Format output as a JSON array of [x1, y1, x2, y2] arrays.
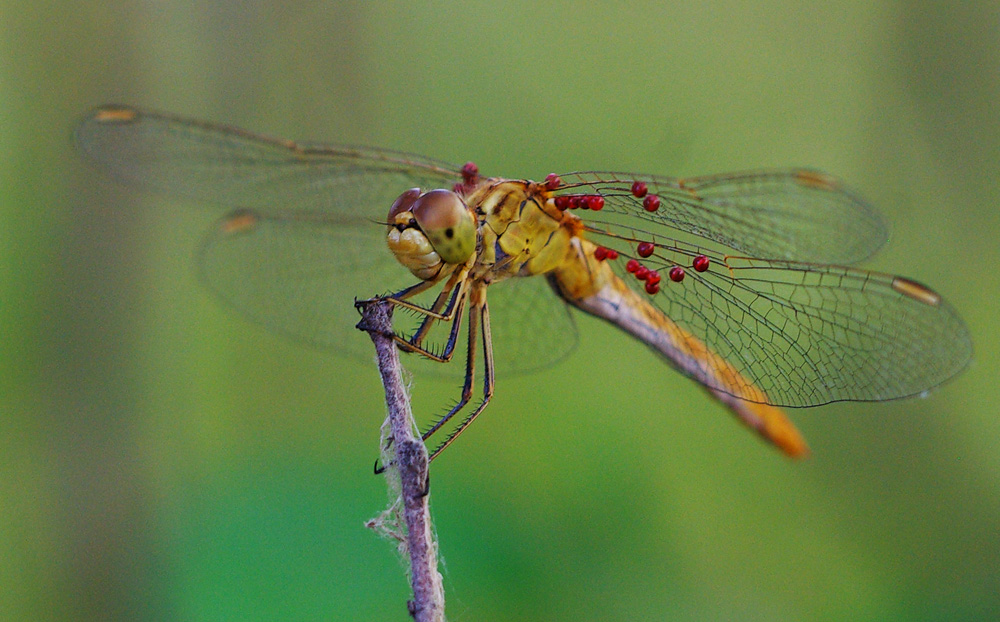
[[411, 189, 476, 264], [388, 188, 421, 223]]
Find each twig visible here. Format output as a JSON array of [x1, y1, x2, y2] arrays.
[[357, 300, 445, 622]]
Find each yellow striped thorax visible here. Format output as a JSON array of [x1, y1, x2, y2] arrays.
[[467, 179, 579, 281]]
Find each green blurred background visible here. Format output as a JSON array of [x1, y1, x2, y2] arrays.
[[4, 1, 999, 620]]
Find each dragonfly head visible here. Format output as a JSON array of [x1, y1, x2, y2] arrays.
[[386, 188, 477, 280]]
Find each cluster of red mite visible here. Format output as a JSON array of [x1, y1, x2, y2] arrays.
[[544, 173, 711, 296], [453, 166, 709, 297]]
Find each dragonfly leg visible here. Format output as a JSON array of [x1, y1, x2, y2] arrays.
[[381, 267, 469, 322], [371, 290, 468, 474], [396, 271, 469, 358], [420, 296, 480, 443], [358, 278, 437, 307], [427, 292, 495, 461], [358, 269, 471, 363], [356, 266, 467, 325], [392, 281, 469, 363], [368, 269, 471, 363]]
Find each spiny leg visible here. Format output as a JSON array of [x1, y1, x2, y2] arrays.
[[369, 280, 468, 476], [375, 289, 476, 472], [371, 278, 438, 305], [420, 297, 480, 443], [392, 280, 469, 363], [397, 269, 468, 357], [383, 267, 468, 322], [378, 269, 471, 362], [427, 294, 495, 461], [366, 271, 473, 473], [357, 266, 465, 335]]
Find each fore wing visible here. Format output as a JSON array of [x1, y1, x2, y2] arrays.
[[76, 105, 461, 218]]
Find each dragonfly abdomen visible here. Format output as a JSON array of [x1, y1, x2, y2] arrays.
[[550, 239, 808, 457]]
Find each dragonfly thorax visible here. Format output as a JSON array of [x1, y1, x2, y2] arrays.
[[472, 180, 579, 280]]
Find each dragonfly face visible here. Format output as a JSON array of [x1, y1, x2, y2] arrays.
[[76, 105, 973, 461], [387, 188, 476, 280]]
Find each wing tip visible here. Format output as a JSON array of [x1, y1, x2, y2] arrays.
[[90, 104, 140, 124]]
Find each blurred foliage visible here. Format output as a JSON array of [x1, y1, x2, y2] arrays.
[[2, 1, 999, 620]]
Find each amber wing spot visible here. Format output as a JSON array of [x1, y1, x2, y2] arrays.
[[892, 277, 941, 307], [793, 169, 838, 191], [676, 179, 700, 200], [219, 209, 259, 235], [94, 106, 139, 123]]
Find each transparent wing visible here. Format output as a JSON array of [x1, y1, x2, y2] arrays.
[[77, 105, 577, 375], [197, 209, 409, 360], [199, 209, 578, 374], [486, 274, 578, 375], [559, 169, 888, 264], [75, 105, 461, 217], [584, 226, 972, 406]]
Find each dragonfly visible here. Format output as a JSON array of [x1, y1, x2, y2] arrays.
[[76, 105, 972, 460]]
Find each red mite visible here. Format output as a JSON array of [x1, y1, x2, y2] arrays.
[[669, 266, 685, 282], [643, 195, 660, 212], [460, 162, 478, 183], [692, 255, 710, 272], [586, 195, 605, 210], [635, 266, 650, 281], [625, 258, 640, 273], [637, 242, 655, 258], [545, 173, 561, 190], [592, 246, 618, 261], [631, 181, 648, 198], [645, 280, 660, 295]]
